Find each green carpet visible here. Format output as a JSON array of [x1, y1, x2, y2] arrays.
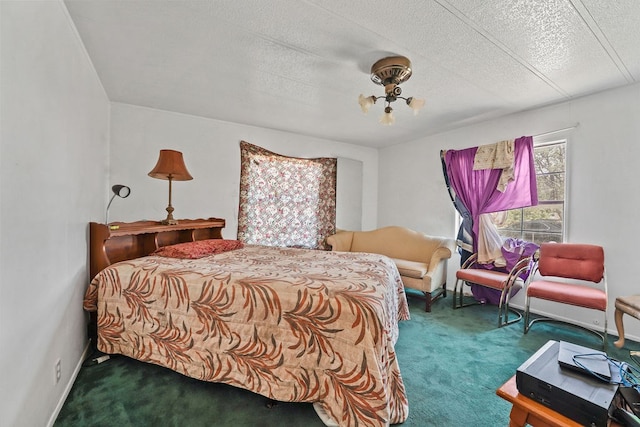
[[55, 292, 640, 426]]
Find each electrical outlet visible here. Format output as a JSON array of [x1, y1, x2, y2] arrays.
[[54, 359, 61, 384]]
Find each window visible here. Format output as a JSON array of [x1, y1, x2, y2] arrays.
[[490, 139, 566, 244]]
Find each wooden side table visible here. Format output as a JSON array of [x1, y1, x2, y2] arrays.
[[496, 375, 619, 427]]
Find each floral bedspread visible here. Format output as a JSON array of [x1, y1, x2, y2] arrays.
[[84, 245, 410, 426]]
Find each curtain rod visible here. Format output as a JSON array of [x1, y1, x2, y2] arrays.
[[532, 124, 579, 139]]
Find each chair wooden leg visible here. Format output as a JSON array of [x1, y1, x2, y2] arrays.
[[614, 308, 626, 349], [423, 284, 447, 312], [425, 294, 432, 312]]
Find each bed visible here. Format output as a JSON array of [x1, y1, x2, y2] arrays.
[[84, 219, 410, 426]]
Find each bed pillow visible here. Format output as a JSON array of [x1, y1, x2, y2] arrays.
[[153, 239, 244, 259]]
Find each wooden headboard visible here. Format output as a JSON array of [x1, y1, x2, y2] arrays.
[[89, 217, 226, 279]]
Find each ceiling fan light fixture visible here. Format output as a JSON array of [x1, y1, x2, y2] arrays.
[[359, 55, 424, 124], [370, 56, 413, 86], [380, 106, 395, 125], [358, 94, 376, 113], [407, 97, 425, 115]]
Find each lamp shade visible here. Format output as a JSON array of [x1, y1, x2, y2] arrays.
[[111, 184, 131, 198], [148, 149, 193, 181]]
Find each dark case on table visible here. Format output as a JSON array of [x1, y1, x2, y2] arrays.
[[516, 340, 618, 427]]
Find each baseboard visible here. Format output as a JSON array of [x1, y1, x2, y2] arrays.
[[46, 341, 91, 427], [510, 303, 640, 345], [445, 288, 640, 345]]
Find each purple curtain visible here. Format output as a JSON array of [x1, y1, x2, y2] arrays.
[[444, 136, 538, 253], [471, 238, 540, 305]]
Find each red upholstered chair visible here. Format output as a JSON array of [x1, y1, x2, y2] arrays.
[[524, 243, 608, 347], [453, 253, 535, 327]]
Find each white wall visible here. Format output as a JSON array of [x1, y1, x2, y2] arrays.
[[379, 82, 640, 341], [336, 157, 363, 230], [0, 2, 110, 426], [108, 103, 379, 235]]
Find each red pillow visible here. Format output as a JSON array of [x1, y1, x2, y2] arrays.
[[153, 239, 244, 259]]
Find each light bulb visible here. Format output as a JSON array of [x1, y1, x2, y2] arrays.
[[407, 97, 425, 115], [379, 107, 395, 125], [358, 94, 376, 113]]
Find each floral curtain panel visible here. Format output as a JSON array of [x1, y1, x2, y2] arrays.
[[237, 141, 337, 250]]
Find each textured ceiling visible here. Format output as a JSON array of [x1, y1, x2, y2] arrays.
[[64, 0, 639, 148]]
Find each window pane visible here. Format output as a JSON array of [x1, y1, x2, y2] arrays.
[[522, 204, 563, 228], [499, 229, 522, 240], [534, 144, 565, 174], [524, 231, 563, 245], [522, 204, 563, 238], [489, 140, 566, 244], [491, 209, 522, 232], [536, 172, 565, 201]]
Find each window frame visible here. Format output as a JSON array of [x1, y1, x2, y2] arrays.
[[452, 134, 570, 245], [494, 136, 568, 244]]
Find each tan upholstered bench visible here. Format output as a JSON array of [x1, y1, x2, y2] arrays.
[[614, 295, 640, 348]]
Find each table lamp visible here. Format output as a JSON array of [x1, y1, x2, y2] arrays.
[[148, 149, 193, 225]]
